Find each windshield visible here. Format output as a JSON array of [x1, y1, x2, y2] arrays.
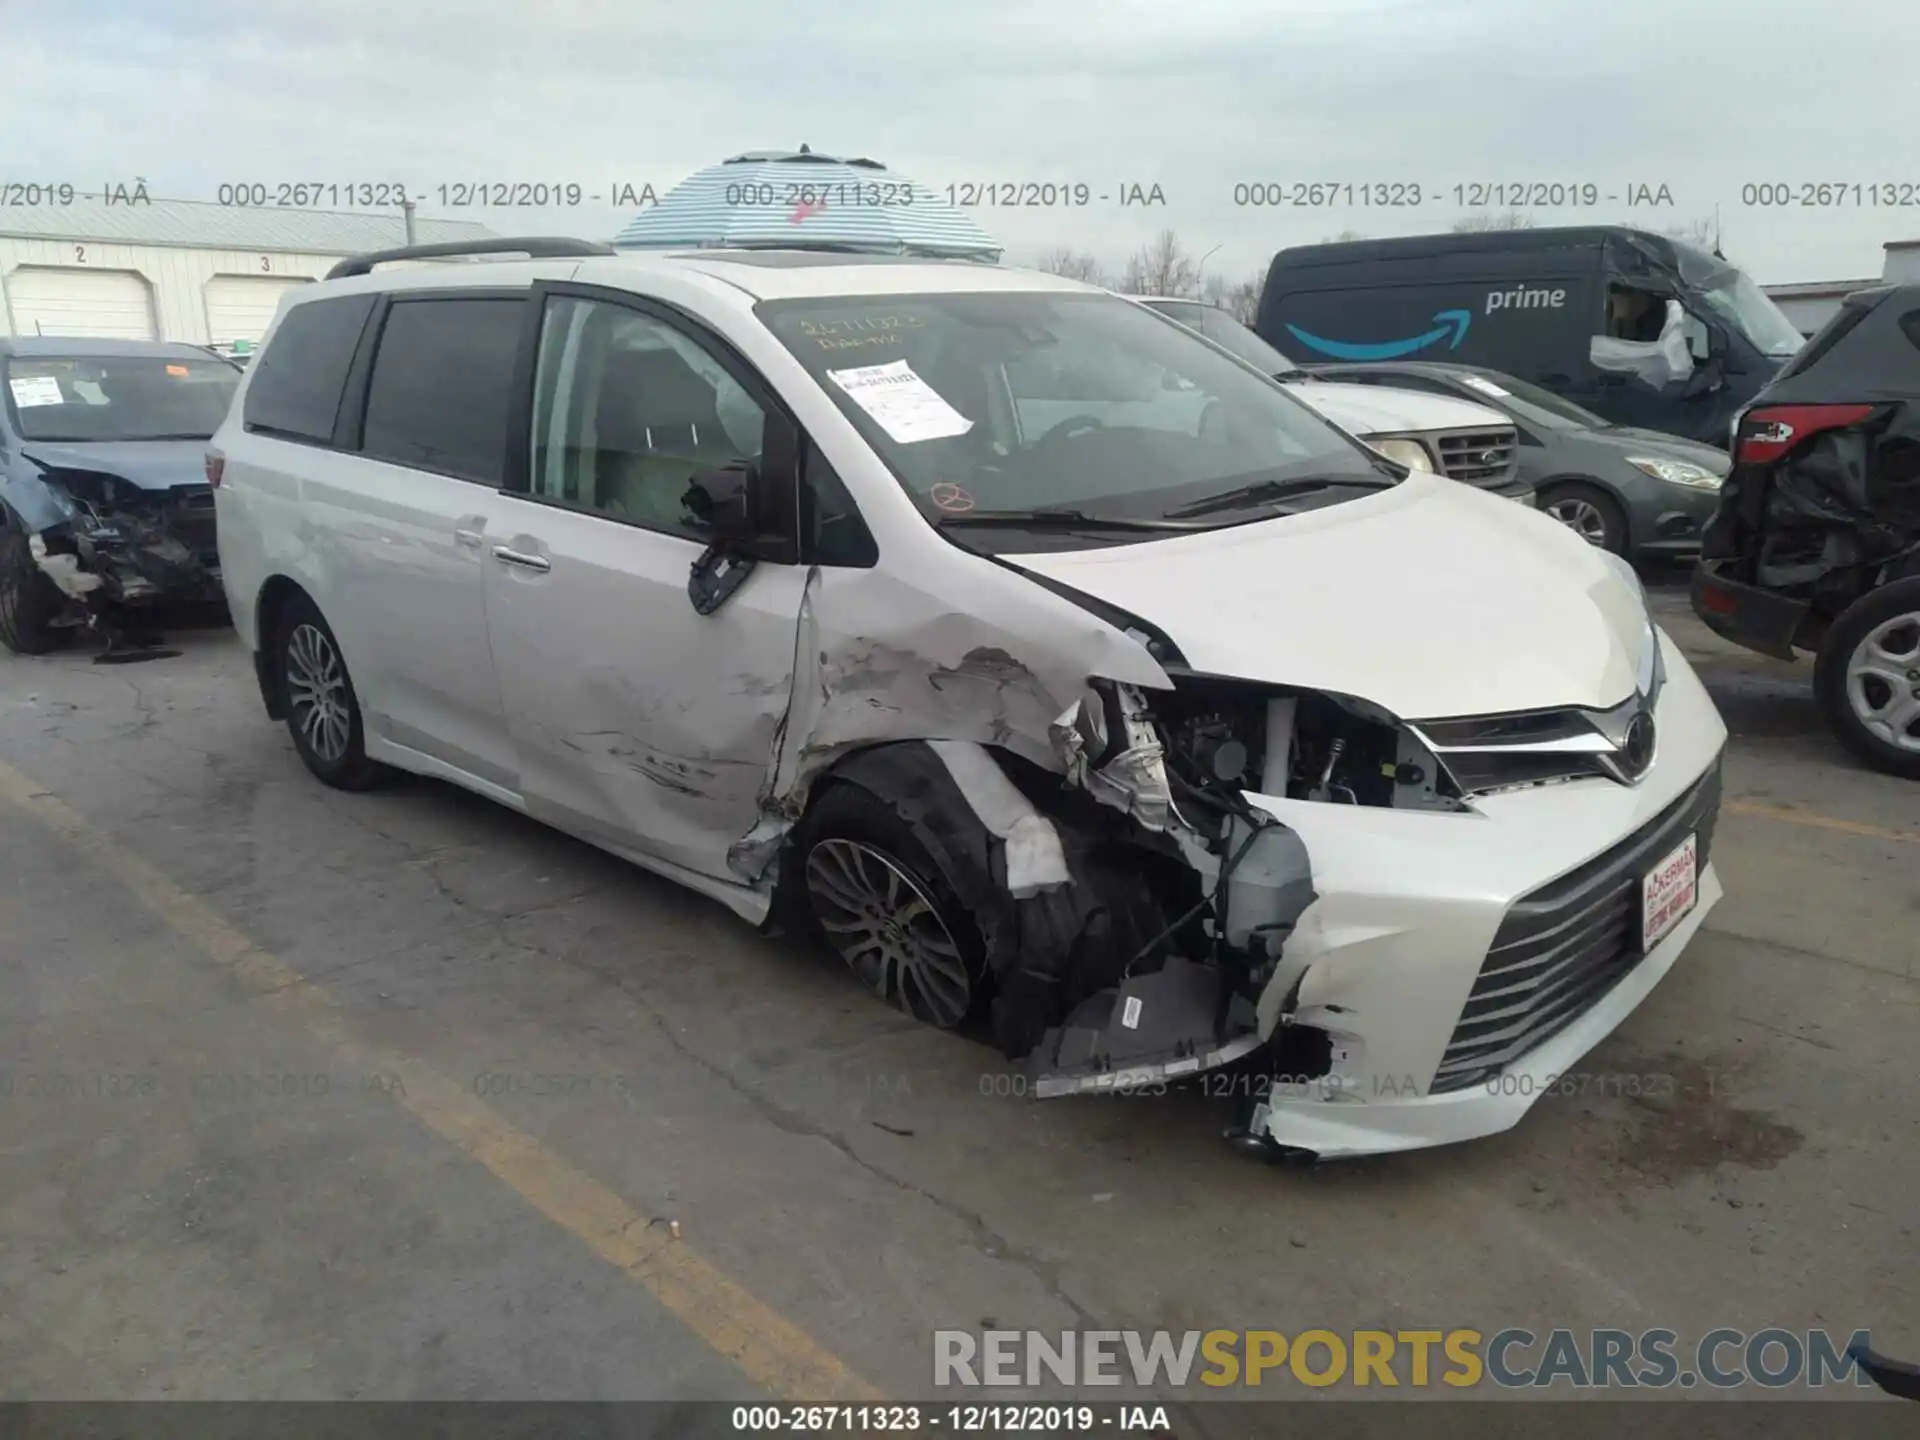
[[1693, 269, 1806, 359], [1451, 371, 1612, 431], [4, 354, 241, 442], [1144, 299, 1298, 374], [759, 290, 1385, 530]]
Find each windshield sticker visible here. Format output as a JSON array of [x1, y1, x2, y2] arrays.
[[815, 334, 901, 354], [929, 482, 975, 512], [165, 364, 190, 376], [800, 315, 925, 340], [826, 358, 974, 445], [8, 375, 64, 408], [801, 315, 926, 355], [1459, 375, 1512, 399]]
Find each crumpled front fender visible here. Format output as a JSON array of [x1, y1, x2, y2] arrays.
[[0, 466, 80, 533]]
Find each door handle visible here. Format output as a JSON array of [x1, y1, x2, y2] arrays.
[[491, 545, 551, 573]]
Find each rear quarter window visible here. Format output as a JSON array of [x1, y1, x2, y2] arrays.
[[1773, 300, 1876, 382], [1899, 310, 1920, 356], [243, 293, 378, 443]]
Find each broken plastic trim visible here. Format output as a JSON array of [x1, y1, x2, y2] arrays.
[[1026, 958, 1265, 1097]]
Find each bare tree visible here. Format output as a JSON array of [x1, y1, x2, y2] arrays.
[[1451, 210, 1536, 233], [1221, 271, 1265, 326], [1119, 229, 1202, 297], [1035, 247, 1108, 285]]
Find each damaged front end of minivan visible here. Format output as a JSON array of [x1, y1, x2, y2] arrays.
[[746, 570, 1483, 1140]]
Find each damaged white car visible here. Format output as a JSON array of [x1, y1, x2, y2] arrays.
[[211, 237, 1728, 1160]]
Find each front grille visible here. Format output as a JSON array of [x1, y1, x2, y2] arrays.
[[1428, 755, 1723, 1094], [1435, 427, 1518, 484]]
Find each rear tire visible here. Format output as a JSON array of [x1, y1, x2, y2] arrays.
[[0, 519, 73, 655], [798, 783, 991, 1030], [1538, 480, 1629, 556], [275, 593, 383, 791], [1814, 579, 1920, 780]]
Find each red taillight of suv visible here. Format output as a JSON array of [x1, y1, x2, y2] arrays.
[[205, 453, 225, 488], [1733, 404, 1875, 466]]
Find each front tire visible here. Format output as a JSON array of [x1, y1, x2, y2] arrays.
[[0, 519, 73, 655], [798, 784, 990, 1030], [1538, 480, 1629, 556], [1815, 579, 1920, 780], [275, 594, 383, 790]]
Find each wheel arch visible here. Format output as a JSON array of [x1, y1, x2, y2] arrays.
[[252, 574, 313, 720], [1534, 474, 1634, 547]]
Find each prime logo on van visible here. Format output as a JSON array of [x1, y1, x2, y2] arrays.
[[1486, 285, 1568, 314], [1284, 309, 1471, 362]]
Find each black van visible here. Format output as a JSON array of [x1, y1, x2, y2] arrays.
[[1256, 226, 1808, 448]]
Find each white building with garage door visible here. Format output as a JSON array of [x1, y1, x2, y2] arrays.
[[0, 199, 495, 351]]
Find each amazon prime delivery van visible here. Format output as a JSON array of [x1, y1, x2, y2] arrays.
[[1255, 226, 1806, 447]]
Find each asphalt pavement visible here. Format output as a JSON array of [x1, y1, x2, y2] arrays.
[[1, 580, 1915, 1415]]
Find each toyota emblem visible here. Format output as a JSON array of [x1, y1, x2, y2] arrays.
[[1623, 712, 1656, 773]]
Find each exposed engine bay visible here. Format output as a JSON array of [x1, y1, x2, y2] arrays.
[[897, 670, 1478, 1103]]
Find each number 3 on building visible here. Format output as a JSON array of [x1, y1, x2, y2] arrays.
[[260, 255, 271, 272]]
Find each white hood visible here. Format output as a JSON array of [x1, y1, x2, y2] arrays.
[[1004, 475, 1649, 719], [1281, 380, 1508, 437]]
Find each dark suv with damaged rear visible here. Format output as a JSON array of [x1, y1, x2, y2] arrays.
[[1693, 284, 1920, 778], [0, 338, 238, 658]]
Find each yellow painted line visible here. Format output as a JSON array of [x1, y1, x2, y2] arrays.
[[1725, 799, 1919, 845], [0, 758, 881, 1403]]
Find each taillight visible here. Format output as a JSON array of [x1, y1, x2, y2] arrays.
[[1733, 403, 1874, 466], [205, 453, 225, 488]]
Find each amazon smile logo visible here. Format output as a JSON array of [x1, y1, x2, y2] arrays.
[[1285, 309, 1472, 361]]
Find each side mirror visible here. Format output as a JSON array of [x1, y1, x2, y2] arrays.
[[683, 460, 761, 545], [684, 460, 766, 617]]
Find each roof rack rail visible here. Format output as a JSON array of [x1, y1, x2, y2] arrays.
[[324, 237, 617, 281]]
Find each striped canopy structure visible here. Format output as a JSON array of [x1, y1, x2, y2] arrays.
[[613, 148, 1002, 260]]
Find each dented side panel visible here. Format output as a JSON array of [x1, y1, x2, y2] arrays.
[[731, 556, 1174, 883], [479, 506, 812, 889]]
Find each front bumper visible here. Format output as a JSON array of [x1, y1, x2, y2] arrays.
[[1238, 632, 1729, 1159], [1635, 487, 1721, 559], [1480, 475, 1537, 505]]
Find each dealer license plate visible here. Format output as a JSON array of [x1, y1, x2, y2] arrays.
[[1641, 832, 1698, 951]]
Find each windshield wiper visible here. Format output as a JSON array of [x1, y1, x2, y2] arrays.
[[1163, 473, 1397, 519], [935, 507, 1212, 532]]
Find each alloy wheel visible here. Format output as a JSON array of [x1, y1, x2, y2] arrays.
[[804, 837, 973, 1027], [286, 622, 351, 764], [1546, 496, 1610, 546], [1844, 612, 1920, 753]]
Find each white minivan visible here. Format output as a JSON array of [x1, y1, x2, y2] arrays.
[[210, 237, 1728, 1160]]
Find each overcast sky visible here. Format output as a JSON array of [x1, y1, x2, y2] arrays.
[[4, 0, 1916, 286]]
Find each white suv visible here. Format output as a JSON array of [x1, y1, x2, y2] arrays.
[[211, 238, 1727, 1159]]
